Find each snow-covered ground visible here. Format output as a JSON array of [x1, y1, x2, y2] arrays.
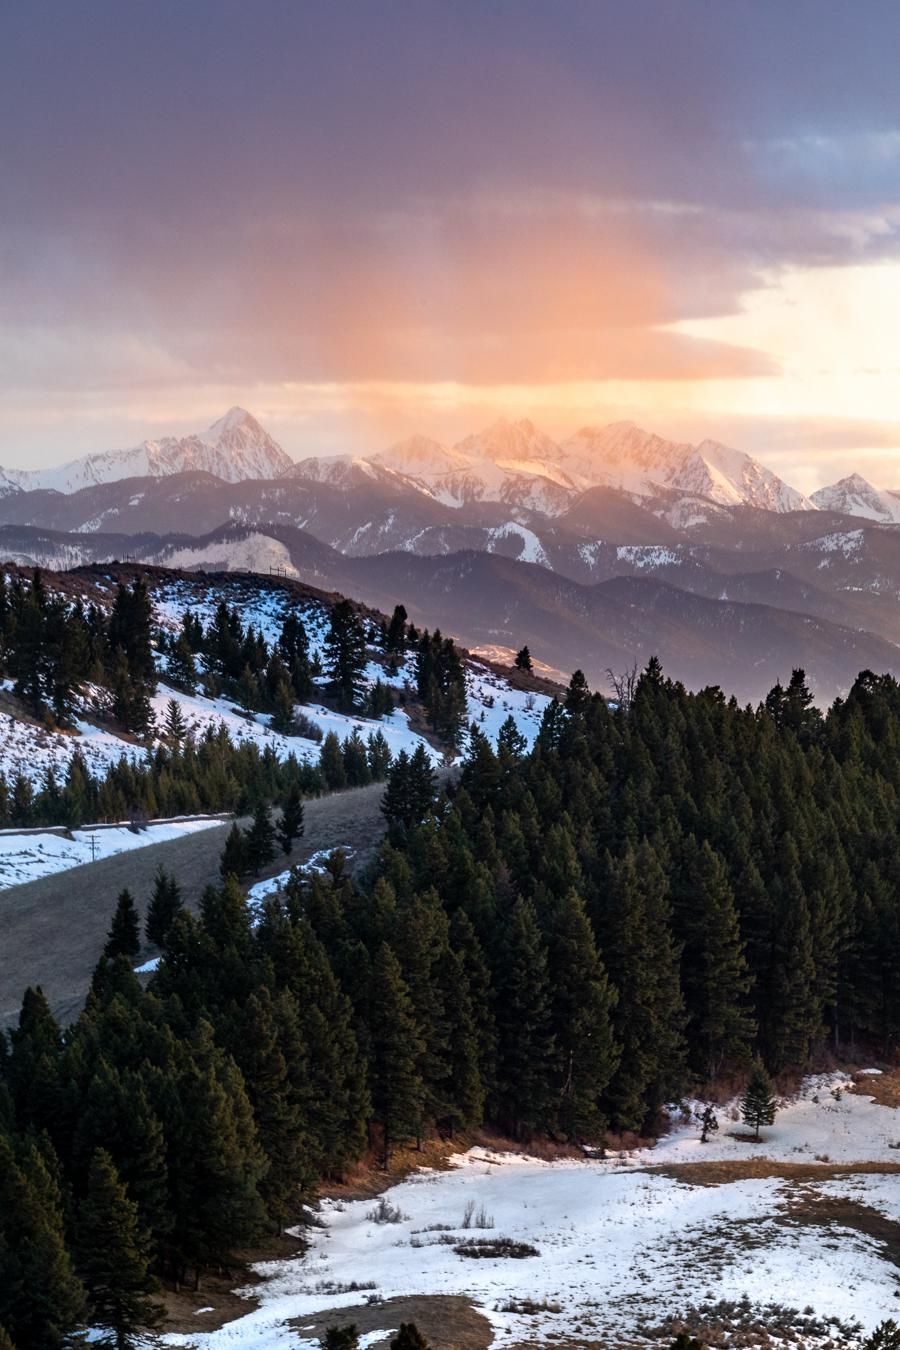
[[150, 683, 436, 767], [245, 847, 354, 917], [163, 1073, 900, 1350], [465, 662, 550, 748], [0, 817, 223, 888]]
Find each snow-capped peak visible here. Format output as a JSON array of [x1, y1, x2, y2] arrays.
[[810, 473, 900, 523], [0, 409, 293, 495], [557, 423, 815, 513]]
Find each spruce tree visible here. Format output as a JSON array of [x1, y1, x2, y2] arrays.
[[325, 599, 366, 711], [246, 802, 276, 874], [514, 646, 532, 673], [600, 844, 686, 1132], [163, 697, 187, 745], [319, 731, 347, 790], [278, 784, 305, 855], [0, 1135, 85, 1350], [145, 868, 183, 949], [491, 898, 557, 1138], [740, 1060, 777, 1140], [220, 822, 248, 880], [547, 890, 620, 1140], [104, 891, 141, 962], [368, 943, 425, 1166], [865, 1324, 900, 1350], [384, 603, 407, 652], [699, 1104, 718, 1144], [167, 635, 197, 692], [672, 838, 755, 1079], [76, 1149, 161, 1349]]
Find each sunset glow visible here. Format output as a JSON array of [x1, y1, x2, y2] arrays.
[[3, 2, 900, 485]]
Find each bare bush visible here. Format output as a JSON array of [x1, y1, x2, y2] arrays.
[[366, 1197, 407, 1224]]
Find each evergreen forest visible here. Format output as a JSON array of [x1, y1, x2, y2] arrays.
[[3, 656, 900, 1345]]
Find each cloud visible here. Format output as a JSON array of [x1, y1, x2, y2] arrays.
[[4, 1, 900, 473]]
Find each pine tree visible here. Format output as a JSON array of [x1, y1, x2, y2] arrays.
[[163, 697, 187, 745], [76, 1149, 161, 1349], [270, 679, 296, 733], [391, 1326, 431, 1350], [319, 731, 347, 790], [145, 868, 183, 949], [220, 822, 248, 880], [0, 1135, 85, 1350], [491, 898, 557, 1138], [740, 1060, 777, 1140], [514, 646, 532, 673], [342, 729, 371, 786], [167, 634, 197, 693], [104, 890, 141, 961], [278, 784, 305, 855], [385, 603, 408, 655], [232, 989, 307, 1228], [699, 1103, 719, 1143], [864, 1324, 900, 1350], [368, 944, 425, 1166], [547, 890, 619, 1140], [166, 1023, 268, 1287], [672, 838, 755, 1079], [325, 599, 366, 710], [245, 802, 276, 875], [367, 730, 392, 780], [382, 750, 412, 829], [600, 844, 686, 1132]]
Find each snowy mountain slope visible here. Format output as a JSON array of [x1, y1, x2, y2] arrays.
[[810, 473, 900, 523], [560, 421, 815, 512], [0, 407, 819, 525], [0, 408, 291, 495], [146, 529, 302, 578]]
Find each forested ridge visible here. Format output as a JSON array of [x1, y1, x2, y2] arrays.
[[3, 655, 900, 1345], [0, 569, 464, 827]]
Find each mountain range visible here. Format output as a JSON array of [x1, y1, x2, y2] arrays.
[[4, 407, 900, 701], [0, 408, 291, 495]]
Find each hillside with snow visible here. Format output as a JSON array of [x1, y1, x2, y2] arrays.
[[0, 567, 553, 889]]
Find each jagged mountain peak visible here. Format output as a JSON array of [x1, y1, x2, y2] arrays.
[[558, 422, 813, 514], [0, 408, 293, 496], [207, 405, 261, 436], [811, 473, 900, 523]]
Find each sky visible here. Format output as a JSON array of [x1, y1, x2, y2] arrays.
[[4, 1, 900, 490]]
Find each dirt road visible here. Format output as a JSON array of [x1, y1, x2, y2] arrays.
[[0, 779, 393, 1027]]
